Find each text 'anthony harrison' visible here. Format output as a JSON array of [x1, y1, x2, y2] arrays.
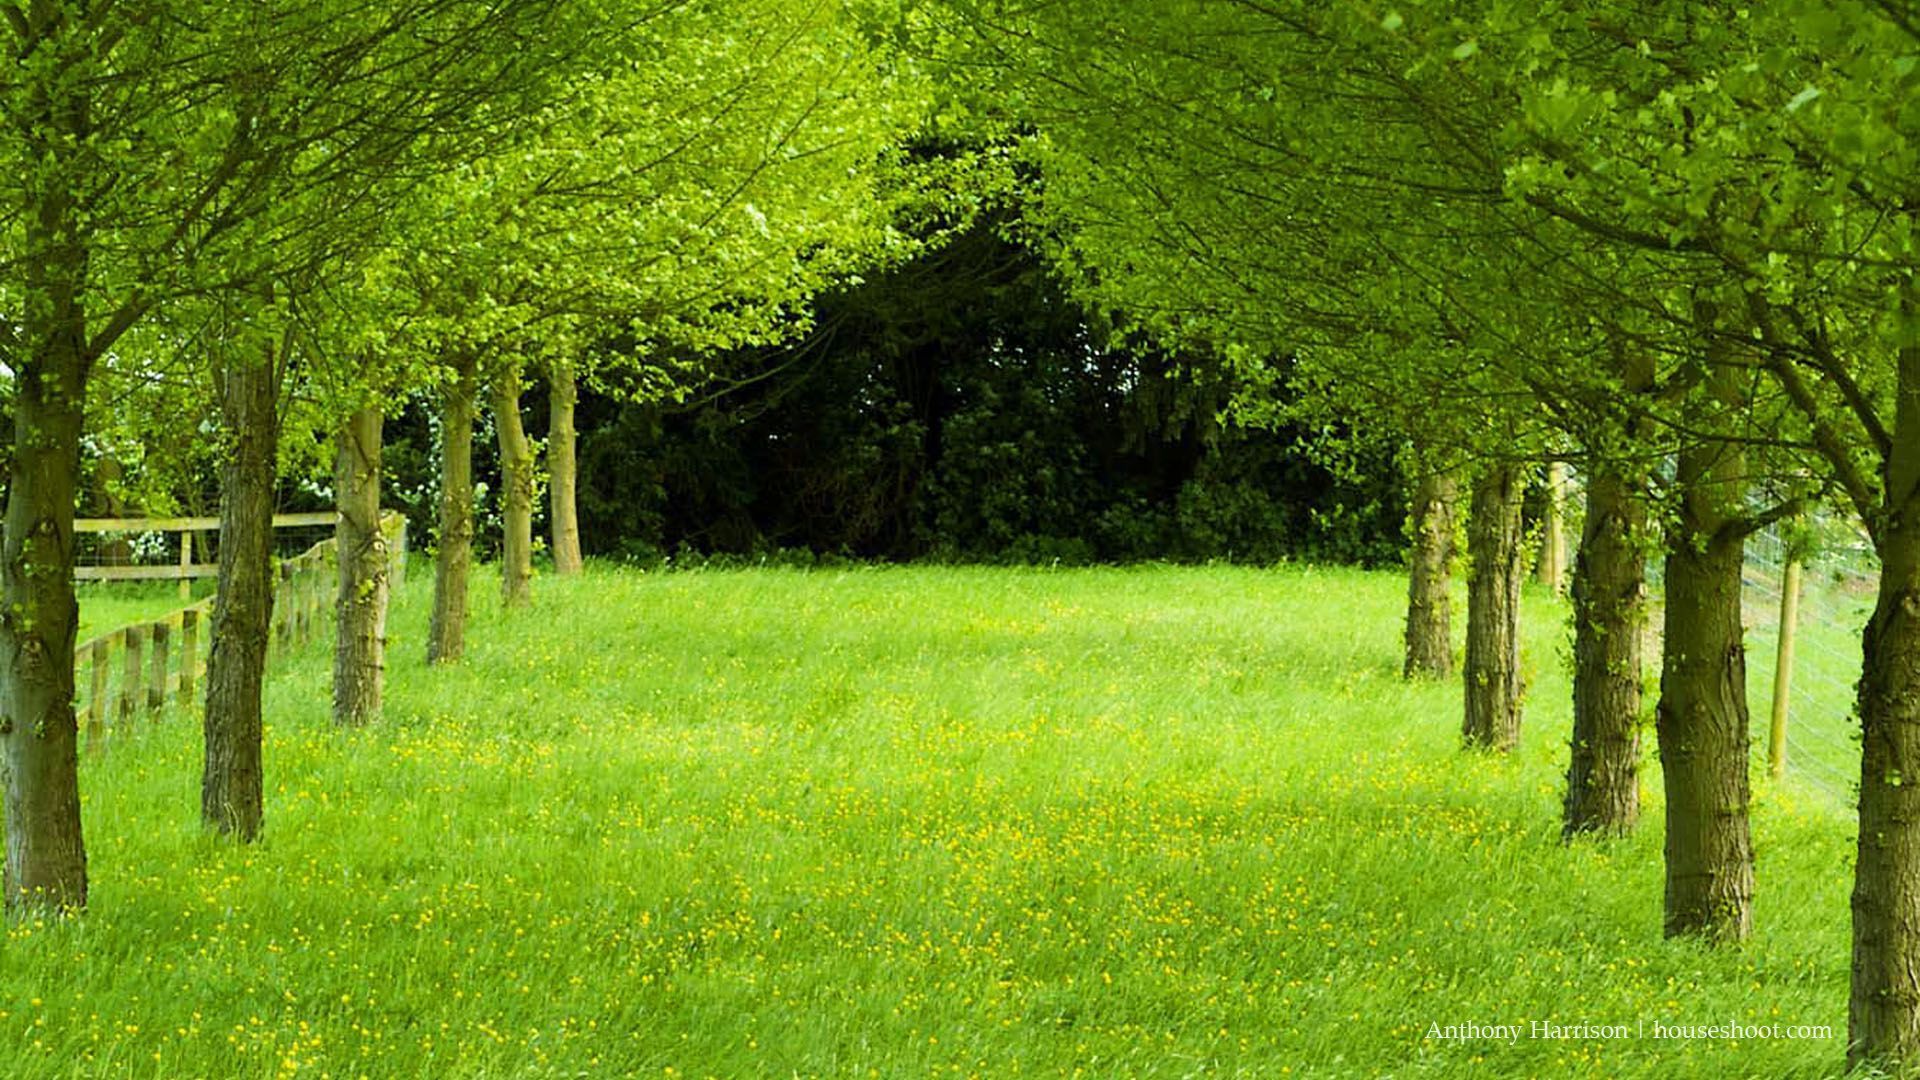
[[1425, 1021, 1523, 1044], [1425, 1020, 1636, 1043]]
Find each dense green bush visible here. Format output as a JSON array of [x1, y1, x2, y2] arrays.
[[560, 217, 1404, 567]]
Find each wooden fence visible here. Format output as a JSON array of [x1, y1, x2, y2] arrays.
[[76, 511, 406, 749], [75, 511, 340, 582]]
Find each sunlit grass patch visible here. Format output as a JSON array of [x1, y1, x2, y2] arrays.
[[4, 563, 1853, 1077]]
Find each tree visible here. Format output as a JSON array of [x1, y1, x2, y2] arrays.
[[937, 0, 1566, 753], [1402, 463, 1459, 680], [377, 0, 933, 657], [0, 0, 603, 906], [936, 0, 1824, 947]]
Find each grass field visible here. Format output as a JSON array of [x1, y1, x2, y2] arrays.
[[11, 563, 1856, 1077], [75, 579, 217, 644]]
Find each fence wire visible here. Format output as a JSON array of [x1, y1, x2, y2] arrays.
[[1740, 522, 1875, 811]]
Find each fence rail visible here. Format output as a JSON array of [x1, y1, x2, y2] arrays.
[[74, 511, 341, 583], [76, 511, 405, 750]]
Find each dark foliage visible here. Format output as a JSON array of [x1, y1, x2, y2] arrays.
[[562, 216, 1405, 567]]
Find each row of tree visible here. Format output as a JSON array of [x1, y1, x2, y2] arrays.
[[10, 0, 1914, 1071], [0, 0, 964, 930], [925, 0, 1920, 1071]]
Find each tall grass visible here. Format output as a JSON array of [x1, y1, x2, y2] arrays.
[[4, 563, 1851, 1077]]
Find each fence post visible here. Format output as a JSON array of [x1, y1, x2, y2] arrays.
[[291, 558, 307, 646], [148, 619, 170, 714], [301, 557, 314, 645], [310, 552, 326, 639], [1769, 557, 1805, 779], [303, 554, 321, 643], [178, 532, 192, 602], [119, 626, 145, 730], [311, 555, 326, 641], [273, 562, 293, 656], [85, 639, 108, 750], [180, 608, 199, 708]]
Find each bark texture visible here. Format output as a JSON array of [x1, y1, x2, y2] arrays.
[[1462, 463, 1526, 751], [494, 379, 534, 609], [1849, 328, 1920, 1068], [428, 355, 477, 664], [4, 56, 92, 911], [548, 362, 584, 576], [1654, 438, 1752, 940], [2, 336, 89, 911], [1562, 465, 1646, 839], [332, 406, 387, 727], [1404, 469, 1457, 680], [202, 356, 279, 842]]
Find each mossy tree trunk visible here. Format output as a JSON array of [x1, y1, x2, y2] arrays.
[[1849, 323, 1920, 1067], [1562, 464, 1646, 839], [547, 361, 584, 576], [1654, 435, 1752, 940], [1404, 468, 1458, 680], [494, 378, 534, 609], [3, 57, 94, 912], [428, 354, 477, 664], [3, 311, 90, 912], [203, 352, 281, 842], [332, 405, 387, 726], [1462, 462, 1526, 751]]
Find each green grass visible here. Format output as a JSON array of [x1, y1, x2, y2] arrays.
[[76, 579, 216, 643], [7, 563, 1854, 1077]]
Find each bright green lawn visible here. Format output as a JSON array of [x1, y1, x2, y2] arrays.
[[75, 579, 216, 644], [8, 564, 1853, 1078]]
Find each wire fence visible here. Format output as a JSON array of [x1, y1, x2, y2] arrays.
[[1740, 521, 1876, 811]]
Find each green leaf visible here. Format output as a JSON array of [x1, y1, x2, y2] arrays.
[[1785, 85, 1823, 112]]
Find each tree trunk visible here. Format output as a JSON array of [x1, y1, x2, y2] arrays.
[[202, 355, 280, 842], [548, 362, 584, 575], [1404, 469, 1457, 680], [5, 66, 94, 912], [1848, 328, 1920, 1068], [332, 405, 387, 727], [1562, 464, 1645, 839], [1654, 437, 1752, 940], [1462, 463, 1526, 751], [3, 342, 90, 912], [1539, 460, 1567, 593], [428, 355, 477, 664], [494, 378, 534, 609]]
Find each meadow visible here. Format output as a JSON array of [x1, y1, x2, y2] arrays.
[[5, 563, 1855, 1078], [74, 579, 217, 644]]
